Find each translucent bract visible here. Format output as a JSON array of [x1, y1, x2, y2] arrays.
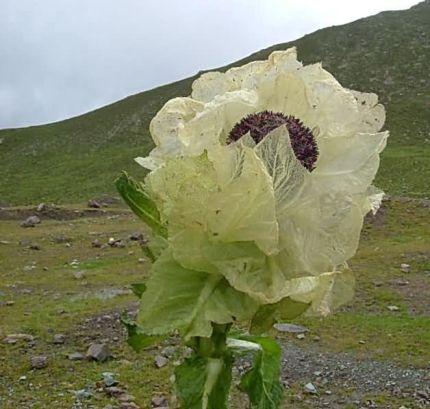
[[134, 48, 388, 338]]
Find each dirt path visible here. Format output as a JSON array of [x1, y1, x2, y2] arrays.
[[279, 343, 430, 408]]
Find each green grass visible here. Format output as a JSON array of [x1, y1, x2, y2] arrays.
[[0, 213, 170, 408], [1, 1, 429, 205], [0, 198, 429, 407]]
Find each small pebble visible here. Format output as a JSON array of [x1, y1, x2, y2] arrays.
[[118, 394, 136, 402], [274, 323, 309, 333], [304, 382, 317, 394], [105, 386, 125, 396], [68, 352, 85, 361], [86, 343, 111, 362], [151, 395, 169, 407], [73, 270, 85, 280], [120, 403, 140, 409], [155, 355, 168, 368], [75, 388, 93, 399], [102, 372, 119, 387], [400, 263, 411, 273], [53, 334, 66, 344], [30, 355, 48, 369]]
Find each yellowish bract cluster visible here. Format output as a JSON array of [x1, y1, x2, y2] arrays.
[[134, 48, 388, 338]]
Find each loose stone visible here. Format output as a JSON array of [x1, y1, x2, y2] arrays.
[[30, 355, 48, 369], [155, 355, 168, 368], [86, 343, 111, 362]]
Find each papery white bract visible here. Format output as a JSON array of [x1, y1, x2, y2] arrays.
[[132, 47, 388, 337]]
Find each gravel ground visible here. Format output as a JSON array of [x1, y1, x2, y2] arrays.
[[278, 343, 430, 408]]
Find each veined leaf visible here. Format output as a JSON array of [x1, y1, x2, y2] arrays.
[[115, 171, 167, 237], [137, 250, 258, 339], [121, 315, 160, 352], [238, 335, 283, 409], [250, 297, 310, 334], [130, 282, 147, 298], [175, 353, 233, 409], [141, 234, 168, 263]]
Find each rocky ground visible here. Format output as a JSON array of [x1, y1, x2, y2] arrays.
[[0, 198, 429, 408]]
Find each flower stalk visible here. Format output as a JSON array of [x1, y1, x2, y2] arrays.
[[117, 46, 388, 408]]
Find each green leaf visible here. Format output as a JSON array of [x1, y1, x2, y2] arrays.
[[121, 315, 160, 352], [238, 336, 283, 409], [137, 250, 258, 339], [175, 353, 233, 409], [250, 297, 310, 334], [142, 234, 168, 263], [130, 282, 147, 298], [115, 172, 167, 237], [169, 228, 288, 305]]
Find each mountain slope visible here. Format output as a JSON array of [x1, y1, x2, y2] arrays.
[[1, 1, 429, 205]]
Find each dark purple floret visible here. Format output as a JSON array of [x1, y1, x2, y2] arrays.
[[227, 110, 318, 171]]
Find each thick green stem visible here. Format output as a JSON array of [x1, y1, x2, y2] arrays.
[[193, 323, 231, 358]]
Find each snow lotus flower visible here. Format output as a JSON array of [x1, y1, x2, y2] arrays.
[[117, 49, 388, 409], [118, 47, 388, 408]]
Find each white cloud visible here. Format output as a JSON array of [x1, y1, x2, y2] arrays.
[[0, 0, 420, 128]]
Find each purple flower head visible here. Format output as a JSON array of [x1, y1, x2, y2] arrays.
[[228, 110, 318, 171]]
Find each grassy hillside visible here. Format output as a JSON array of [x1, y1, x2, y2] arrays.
[[1, 1, 429, 205]]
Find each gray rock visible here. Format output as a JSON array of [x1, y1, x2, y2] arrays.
[[118, 393, 136, 402], [120, 403, 140, 409], [4, 333, 35, 344], [155, 355, 168, 368], [88, 199, 102, 208], [73, 270, 86, 279], [53, 334, 65, 344], [21, 215, 41, 228], [274, 323, 309, 333], [30, 355, 48, 369], [395, 280, 409, 286], [52, 235, 71, 244], [161, 346, 177, 358], [129, 232, 144, 241], [86, 343, 111, 362], [104, 386, 125, 396], [75, 388, 93, 400], [92, 239, 102, 248], [102, 372, 119, 387], [68, 352, 85, 361], [151, 395, 169, 407], [36, 203, 47, 212], [304, 382, 317, 394], [400, 263, 411, 273]]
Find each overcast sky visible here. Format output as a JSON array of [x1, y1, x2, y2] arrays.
[[0, 0, 420, 129]]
